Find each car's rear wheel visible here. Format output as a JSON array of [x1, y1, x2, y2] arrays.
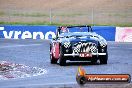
[[59, 46, 66, 66], [50, 45, 57, 64], [100, 52, 108, 64]]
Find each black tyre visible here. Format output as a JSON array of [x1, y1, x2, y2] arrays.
[[100, 52, 108, 64], [91, 56, 97, 64], [59, 46, 66, 66], [50, 53, 57, 64]]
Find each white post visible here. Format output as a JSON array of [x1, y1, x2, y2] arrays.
[[50, 9, 52, 24], [92, 8, 94, 26]]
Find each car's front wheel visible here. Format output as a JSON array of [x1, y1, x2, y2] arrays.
[[59, 46, 66, 66], [100, 52, 108, 64], [91, 56, 98, 64]]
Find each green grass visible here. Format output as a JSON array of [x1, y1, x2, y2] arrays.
[[94, 23, 132, 27], [12, 12, 86, 17], [12, 13, 49, 17], [0, 21, 132, 27], [0, 21, 77, 26]]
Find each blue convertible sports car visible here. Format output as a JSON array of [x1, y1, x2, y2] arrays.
[[50, 26, 108, 66]]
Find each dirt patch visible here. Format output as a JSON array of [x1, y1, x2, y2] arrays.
[[0, 0, 132, 25]]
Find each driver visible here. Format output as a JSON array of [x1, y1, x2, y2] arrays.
[[61, 27, 69, 33]]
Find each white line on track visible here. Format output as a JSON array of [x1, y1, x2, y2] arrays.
[[0, 44, 42, 48], [109, 46, 132, 50]]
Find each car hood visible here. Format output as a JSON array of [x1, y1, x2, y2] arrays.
[[60, 36, 99, 44]]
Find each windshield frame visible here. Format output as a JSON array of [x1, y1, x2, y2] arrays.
[[58, 32, 99, 39]]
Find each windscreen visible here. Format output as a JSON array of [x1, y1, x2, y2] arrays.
[[60, 27, 88, 34]]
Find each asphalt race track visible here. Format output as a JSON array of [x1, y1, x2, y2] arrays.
[[0, 39, 132, 88]]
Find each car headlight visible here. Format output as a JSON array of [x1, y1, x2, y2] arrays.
[[99, 40, 107, 48], [101, 48, 105, 52], [64, 42, 71, 48]]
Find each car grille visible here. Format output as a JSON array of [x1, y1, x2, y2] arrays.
[[73, 42, 97, 53]]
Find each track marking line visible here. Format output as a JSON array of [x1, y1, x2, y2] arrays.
[[0, 44, 42, 48]]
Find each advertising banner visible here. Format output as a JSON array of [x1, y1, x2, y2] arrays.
[[0, 26, 56, 39], [115, 27, 132, 42], [0, 25, 116, 41], [92, 26, 116, 41]]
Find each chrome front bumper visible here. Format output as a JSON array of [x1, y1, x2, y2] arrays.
[[64, 53, 106, 56]]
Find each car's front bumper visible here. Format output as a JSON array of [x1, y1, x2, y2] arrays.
[[64, 53, 106, 57]]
